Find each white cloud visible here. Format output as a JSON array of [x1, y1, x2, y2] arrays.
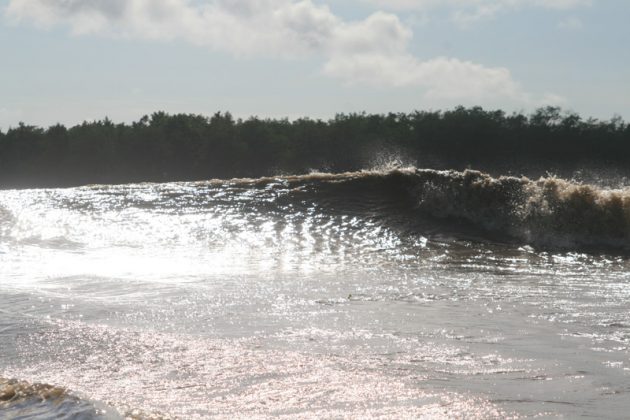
[[4, 0, 559, 105], [6, 0, 341, 55], [362, 0, 591, 23], [323, 53, 567, 108]]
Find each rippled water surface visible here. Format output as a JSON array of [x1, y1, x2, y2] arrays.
[[1, 170, 630, 418]]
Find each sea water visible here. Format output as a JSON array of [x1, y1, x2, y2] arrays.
[[1, 169, 630, 418]]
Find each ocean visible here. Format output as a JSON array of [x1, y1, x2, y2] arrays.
[[1, 168, 630, 419]]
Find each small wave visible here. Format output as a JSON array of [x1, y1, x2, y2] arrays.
[[0, 378, 167, 419], [0, 377, 120, 419], [0, 378, 67, 403]]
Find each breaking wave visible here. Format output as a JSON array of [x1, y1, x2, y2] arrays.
[[226, 167, 630, 250], [2, 167, 630, 251]]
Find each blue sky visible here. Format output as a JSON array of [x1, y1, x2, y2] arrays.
[[0, 0, 628, 129]]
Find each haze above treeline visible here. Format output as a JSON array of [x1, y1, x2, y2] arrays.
[[0, 106, 628, 189]]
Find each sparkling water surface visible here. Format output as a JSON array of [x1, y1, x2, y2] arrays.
[[1, 174, 630, 419]]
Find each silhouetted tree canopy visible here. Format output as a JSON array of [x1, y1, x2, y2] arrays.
[[0, 107, 628, 188]]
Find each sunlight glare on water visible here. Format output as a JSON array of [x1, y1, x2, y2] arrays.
[[2, 173, 630, 418]]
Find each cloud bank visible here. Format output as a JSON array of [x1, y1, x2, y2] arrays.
[[5, 0, 559, 105]]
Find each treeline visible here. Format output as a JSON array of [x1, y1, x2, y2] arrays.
[[0, 106, 629, 188]]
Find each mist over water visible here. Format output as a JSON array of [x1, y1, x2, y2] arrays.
[[2, 168, 630, 418]]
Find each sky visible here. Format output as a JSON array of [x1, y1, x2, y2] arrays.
[[0, 0, 628, 129]]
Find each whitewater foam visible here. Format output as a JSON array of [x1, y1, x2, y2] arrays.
[[408, 169, 630, 249]]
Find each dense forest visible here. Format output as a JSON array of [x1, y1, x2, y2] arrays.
[[0, 106, 628, 188]]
